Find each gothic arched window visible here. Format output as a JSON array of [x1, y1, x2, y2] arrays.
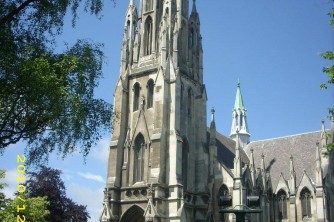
[[132, 21, 136, 39], [219, 184, 230, 222], [277, 189, 288, 220], [219, 184, 229, 197], [147, 79, 154, 108], [133, 82, 140, 111], [144, 16, 153, 56], [134, 134, 145, 183], [187, 88, 192, 117], [189, 28, 194, 47], [127, 20, 131, 40], [240, 113, 243, 127], [300, 187, 312, 219], [182, 139, 189, 189], [235, 113, 238, 126]]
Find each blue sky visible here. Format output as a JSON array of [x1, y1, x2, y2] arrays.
[[1, 0, 333, 221]]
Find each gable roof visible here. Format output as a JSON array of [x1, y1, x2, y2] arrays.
[[244, 131, 322, 190]]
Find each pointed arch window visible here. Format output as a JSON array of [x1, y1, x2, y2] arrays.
[[187, 88, 192, 117], [133, 83, 140, 111], [127, 20, 131, 40], [219, 184, 229, 197], [182, 139, 189, 188], [134, 134, 145, 183], [132, 21, 136, 40], [189, 28, 194, 47], [300, 187, 312, 219], [277, 189, 288, 220], [147, 79, 154, 108], [219, 184, 231, 221], [240, 113, 243, 127], [144, 16, 153, 56]]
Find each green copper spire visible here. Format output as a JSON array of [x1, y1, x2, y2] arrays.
[[234, 80, 246, 110]]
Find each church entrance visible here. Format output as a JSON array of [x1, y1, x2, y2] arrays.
[[120, 205, 145, 222]]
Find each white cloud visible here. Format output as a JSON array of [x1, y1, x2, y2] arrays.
[[90, 138, 109, 164], [67, 183, 104, 222], [77, 172, 105, 183]]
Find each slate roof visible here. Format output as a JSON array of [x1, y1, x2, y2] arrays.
[[215, 131, 249, 169], [244, 131, 322, 191]]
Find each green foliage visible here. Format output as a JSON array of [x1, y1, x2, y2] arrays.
[[320, 5, 334, 155], [320, 50, 334, 89], [0, 170, 49, 222], [0, 196, 50, 222], [26, 166, 90, 221], [320, 6, 334, 90], [0, 169, 7, 190], [0, 170, 9, 212], [0, 0, 114, 163]]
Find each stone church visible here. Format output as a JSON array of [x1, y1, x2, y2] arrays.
[[100, 0, 334, 221]]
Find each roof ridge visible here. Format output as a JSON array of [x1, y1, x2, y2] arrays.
[[249, 130, 324, 143]]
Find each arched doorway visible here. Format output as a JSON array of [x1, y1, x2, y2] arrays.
[[120, 205, 145, 222]]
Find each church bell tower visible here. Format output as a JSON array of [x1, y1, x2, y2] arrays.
[[100, 1, 210, 221]]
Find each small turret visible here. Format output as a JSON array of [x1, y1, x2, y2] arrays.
[[188, 0, 203, 83], [120, 0, 138, 72]]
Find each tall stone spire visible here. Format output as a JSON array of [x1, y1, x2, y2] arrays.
[[230, 80, 250, 148]]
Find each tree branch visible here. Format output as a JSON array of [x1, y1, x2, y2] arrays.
[[0, 0, 39, 26]]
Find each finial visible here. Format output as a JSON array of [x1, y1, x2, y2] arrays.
[[250, 148, 254, 153], [211, 107, 215, 122], [237, 78, 240, 87], [321, 120, 325, 131], [290, 155, 293, 160], [261, 153, 264, 159], [211, 107, 215, 114]]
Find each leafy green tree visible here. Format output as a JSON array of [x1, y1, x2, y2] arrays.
[[0, 196, 50, 222], [25, 166, 90, 222], [0, 0, 114, 164], [320, 5, 334, 90], [321, 4, 334, 154], [0, 169, 10, 214], [0, 170, 50, 222]]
